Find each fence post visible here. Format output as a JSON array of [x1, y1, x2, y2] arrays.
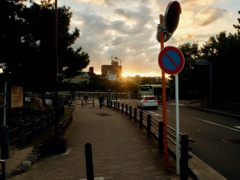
[[129, 106, 132, 119], [122, 103, 124, 113], [117, 102, 120, 111], [147, 115, 151, 138], [134, 108, 137, 123], [125, 105, 128, 116], [18, 118, 25, 147], [158, 121, 164, 152], [85, 143, 94, 180], [0, 126, 9, 159], [41, 113, 45, 133], [32, 117, 37, 138], [139, 111, 143, 129], [180, 134, 189, 180]]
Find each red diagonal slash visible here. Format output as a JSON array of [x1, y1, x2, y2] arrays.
[[165, 52, 179, 68]]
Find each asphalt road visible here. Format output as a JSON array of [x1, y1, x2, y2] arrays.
[[124, 99, 240, 180]]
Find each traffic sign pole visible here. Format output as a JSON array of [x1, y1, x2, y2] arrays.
[[175, 74, 180, 175], [159, 14, 168, 169]]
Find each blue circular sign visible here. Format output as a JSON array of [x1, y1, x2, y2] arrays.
[[158, 46, 185, 75]]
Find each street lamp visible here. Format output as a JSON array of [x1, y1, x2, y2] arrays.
[[195, 59, 212, 106]]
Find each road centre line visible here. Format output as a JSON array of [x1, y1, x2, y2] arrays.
[[194, 117, 240, 132]]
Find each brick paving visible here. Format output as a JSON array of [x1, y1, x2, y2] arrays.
[[10, 101, 178, 180]]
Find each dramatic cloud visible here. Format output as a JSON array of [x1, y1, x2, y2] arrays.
[[32, 0, 238, 76]]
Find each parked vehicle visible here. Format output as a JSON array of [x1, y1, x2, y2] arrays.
[[137, 95, 158, 110]]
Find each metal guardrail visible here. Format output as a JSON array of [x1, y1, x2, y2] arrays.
[[7, 112, 55, 145], [107, 100, 194, 180]]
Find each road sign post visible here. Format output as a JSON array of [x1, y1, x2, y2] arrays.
[[158, 46, 185, 175], [157, 1, 182, 172]]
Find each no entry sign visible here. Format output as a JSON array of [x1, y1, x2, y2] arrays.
[[158, 46, 185, 75]]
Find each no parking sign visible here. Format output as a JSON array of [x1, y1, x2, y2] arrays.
[[158, 46, 185, 74]]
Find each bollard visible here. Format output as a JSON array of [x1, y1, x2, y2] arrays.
[[1, 126, 9, 159], [122, 103, 124, 113], [129, 106, 132, 119], [158, 121, 164, 152], [180, 134, 189, 180], [82, 100, 84, 107], [134, 108, 137, 123], [139, 111, 143, 129], [117, 102, 120, 111], [93, 100, 94, 106], [85, 143, 94, 180], [0, 159, 6, 180], [147, 115, 151, 138], [18, 119, 25, 147], [125, 105, 128, 116]]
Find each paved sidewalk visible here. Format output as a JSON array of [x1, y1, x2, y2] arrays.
[[10, 101, 178, 180]]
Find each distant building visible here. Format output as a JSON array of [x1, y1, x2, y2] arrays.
[[63, 67, 96, 84], [69, 72, 90, 83], [101, 59, 122, 79]]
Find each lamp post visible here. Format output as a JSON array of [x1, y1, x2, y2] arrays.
[[195, 59, 212, 106], [114, 57, 122, 103]]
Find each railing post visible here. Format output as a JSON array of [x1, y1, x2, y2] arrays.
[[180, 134, 189, 180], [139, 111, 143, 129], [129, 106, 132, 119], [122, 103, 124, 113], [0, 126, 9, 159], [147, 115, 151, 138], [134, 108, 137, 123], [125, 105, 128, 116], [18, 118, 25, 147], [158, 121, 164, 152], [85, 143, 94, 180]]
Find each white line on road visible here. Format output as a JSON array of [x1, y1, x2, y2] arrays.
[[194, 117, 240, 132]]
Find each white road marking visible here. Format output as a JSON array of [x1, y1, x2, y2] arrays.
[[147, 111, 162, 116], [234, 126, 240, 129], [158, 108, 170, 112], [168, 103, 186, 106], [194, 117, 240, 132]]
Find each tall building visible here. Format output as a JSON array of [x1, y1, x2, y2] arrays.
[[101, 59, 122, 78]]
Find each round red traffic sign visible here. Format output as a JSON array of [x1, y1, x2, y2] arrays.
[[158, 46, 185, 75]]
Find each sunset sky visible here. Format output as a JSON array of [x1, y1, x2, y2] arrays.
[[36, 0, 239, 77]]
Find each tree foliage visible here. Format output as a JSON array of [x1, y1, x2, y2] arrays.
[[175, 11, 240, 102], [0, 0, 90, 92]]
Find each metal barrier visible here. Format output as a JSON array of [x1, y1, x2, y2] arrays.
[[8, 112, 55, 146], [107, 100, 194, 180]]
